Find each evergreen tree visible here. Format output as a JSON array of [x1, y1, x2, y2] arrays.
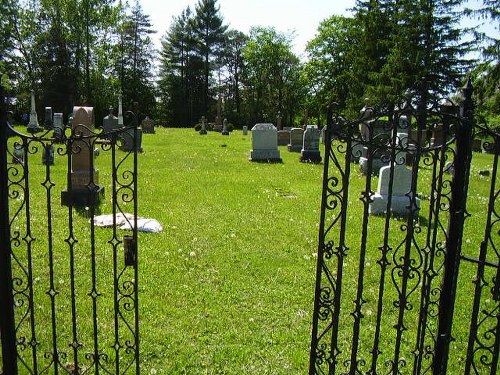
[[118, 0, 156, 118], [193, 0, 227, 114], [158, 7, 204, 126]]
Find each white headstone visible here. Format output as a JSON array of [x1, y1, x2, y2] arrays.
[[249, 123, 281, 162], [370, 164, 420, 215]]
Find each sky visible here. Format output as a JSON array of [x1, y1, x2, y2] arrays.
[[140, 0, 356, 57], [139, 0, 498, 59]]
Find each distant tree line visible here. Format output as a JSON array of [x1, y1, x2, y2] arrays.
[[0, 0, 498, 127]]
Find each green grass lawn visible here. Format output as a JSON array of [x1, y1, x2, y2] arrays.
[[4, 126, 499, 374]]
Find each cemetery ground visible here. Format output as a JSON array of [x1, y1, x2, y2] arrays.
[[4, 126, 497, 374]]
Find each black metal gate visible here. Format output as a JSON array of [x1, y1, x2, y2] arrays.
[[309, 80, 500, 374], [0, 84, 140, 374]]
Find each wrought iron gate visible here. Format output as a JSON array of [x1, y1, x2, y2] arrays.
[[309, 80, 500, 374], [0, 85, 140, 374]]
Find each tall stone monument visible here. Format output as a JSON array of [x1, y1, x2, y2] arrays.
[[61, 106, 104, 207], [214, 97, 223, 131], [27, 90, 42, 133]]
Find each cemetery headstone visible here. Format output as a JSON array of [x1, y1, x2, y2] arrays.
[[430, 123, 446, 147], [141, 116, 155, 134], [199, 116, 208, 135], [472, 138, 482, 152], [369, 164, 420, 216], [242, 126, 248, 135], [53, 112, 64, 140], [61, 106, 104, 207], [359, 119, 393, 175], [42, 144, 55, 165], [214, 97, 223, 131], [44, 107, 53, 129], [118, 93, 124, 127], [287, 128, 304, 152], [277, 129, 290, 146], [27, 90, 42, 133], [249, 123, 282, 162], [119, 111, 143, 153], [222, 118, 229, 135], [300, 125, 322, 163], [103, 106, 119, 138]]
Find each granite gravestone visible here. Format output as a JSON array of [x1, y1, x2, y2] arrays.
[[142, 116, 155, 134], [44, 107, 53, 129], [369, 164, 420, 216], [222, 118, 229, 135], [277, 129, 290, 146], [249, 123, 282, 162], [300, 125, 322, 163], [287, 128, 304, 152], [103, 106, 119, 138], [199, 116, 208, 135], [53, 113, 64, 140], [61, 106, 103, 207], [214, 98, 223, 132]]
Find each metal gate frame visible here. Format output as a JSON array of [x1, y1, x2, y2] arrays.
[[309, 80, 500, 374], [0, 84, 140, 374]]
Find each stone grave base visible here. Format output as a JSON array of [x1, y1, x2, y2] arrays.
[[61, 186, 104, 207], [369, 193, 420, 216], [250, 149, 282, 162], [213, 125, 223, 132], [222, 130, 229, 135], [300, 150, 322, 163]]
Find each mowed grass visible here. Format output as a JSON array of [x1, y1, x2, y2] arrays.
[[4, 126, 499, 374], [5, 127, 323, 374]]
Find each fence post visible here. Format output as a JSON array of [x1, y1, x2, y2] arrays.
[[433, 79, 474, 374], [0, 83, 18, 372]]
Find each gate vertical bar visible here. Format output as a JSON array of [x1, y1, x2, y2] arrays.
[[0, 82, 18, 373], [433, 79, 474, 374]]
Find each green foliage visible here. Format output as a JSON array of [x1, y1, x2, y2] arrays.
[[242, 27, 304, 126]]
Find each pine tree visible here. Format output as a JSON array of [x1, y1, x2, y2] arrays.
[[193, 0, 227, 114], [118, 0, 156, 118]]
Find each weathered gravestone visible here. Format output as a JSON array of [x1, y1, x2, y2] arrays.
[[369, 164, 420, 216], [277, 129, 290, 146], [300, 125, 322, 163], [287, 127, 304, 152], [199, 116, 208, 135], [27, 90, 42, 133], [44, 107, 53, 129], [242, 126, 248, 135], [214, 98, 223, 132], [102, 106, 119, 139], [61, 106, 104, 207], [222, 118, 229, 135], [142, 116, 155, 134], [53, 112, 64, 140], [119, 104, 143, 153], [249, 123, 282, 162]]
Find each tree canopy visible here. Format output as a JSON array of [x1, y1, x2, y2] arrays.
[[1, 0, 498, 126]]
